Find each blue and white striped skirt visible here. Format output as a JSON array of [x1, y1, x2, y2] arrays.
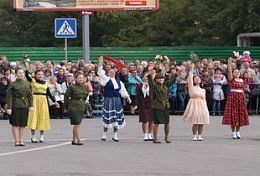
[[102, 97, 125, 129]]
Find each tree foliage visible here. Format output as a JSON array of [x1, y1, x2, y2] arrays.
[[0, 0, 259, 47]]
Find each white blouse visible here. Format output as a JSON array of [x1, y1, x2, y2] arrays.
[[97, 66, 129, 98]]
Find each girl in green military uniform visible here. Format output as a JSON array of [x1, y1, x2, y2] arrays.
[[64, 74, 89, 146], [6, 68, 33, 146], [148, 70, 177, 144]]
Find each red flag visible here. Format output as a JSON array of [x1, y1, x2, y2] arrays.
[[103, 55, 126, 71]]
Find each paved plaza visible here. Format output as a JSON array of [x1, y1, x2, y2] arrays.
[[0, 115, 259, 176]]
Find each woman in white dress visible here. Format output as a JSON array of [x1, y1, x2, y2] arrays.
[[182, 64, 210, 141]]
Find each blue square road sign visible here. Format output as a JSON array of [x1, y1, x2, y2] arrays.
[[55, 18, 77, 38]]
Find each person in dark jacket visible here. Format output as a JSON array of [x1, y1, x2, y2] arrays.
[[0, 77, 9, 119]]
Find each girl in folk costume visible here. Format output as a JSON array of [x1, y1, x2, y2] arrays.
[[97, 56, 131, 142], [182, 64, 210, 141], [147, 69, 177, 144], [6, 69, 33, 146], [26, 70, 60, 143], [222, 58, 249, 139], [135, 73, 154, 141]]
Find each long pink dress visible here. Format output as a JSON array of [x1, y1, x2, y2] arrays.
[[182, 70, 210, 124]]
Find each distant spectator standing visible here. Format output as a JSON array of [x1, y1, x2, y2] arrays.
[[0, 77, 9, 119], [127, 68, 143, 115]]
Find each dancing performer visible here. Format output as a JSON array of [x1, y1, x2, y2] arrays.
[[136, 73, 154, 141], [6, 69, 33, 146], [26, 70, 60, 143], [98, 56, 131, 142], [64, 73, 89, 145], [147, 69, 177, 144], [182, 64, 210, 141], [222, 58, 249, 139]]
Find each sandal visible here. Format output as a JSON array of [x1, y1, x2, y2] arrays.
[[153, 140, 161, 144], [165, 139, 171, 143], [19, 142, 26, 146]]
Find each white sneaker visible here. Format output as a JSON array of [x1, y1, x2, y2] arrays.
[[148, 133, 153, 141], [31, 136, 38, 143], [236, 132, 241, 139], [232, 132, 237, 139], [144, 133, 149, 141], [101, 134, 106, 141], [197, 135, 203, 141], [144, 136, 149, 141], [112, 137, 119, 142], [39, 135, 44, 143], [192, 136, 198, 141]]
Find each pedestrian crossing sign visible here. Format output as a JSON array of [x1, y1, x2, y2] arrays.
[[55, 18, 77, 38]]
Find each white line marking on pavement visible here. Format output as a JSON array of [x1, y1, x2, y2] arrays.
[[0, 139, 86, 157]]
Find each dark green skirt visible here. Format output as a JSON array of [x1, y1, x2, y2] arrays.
[[68, 111, 84, 125], [153, 108, 170, 124], [9, 108, 29, 127]]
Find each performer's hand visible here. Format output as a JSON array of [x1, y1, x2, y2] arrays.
[[228, 57, 233, 63], [6, 109, 12, 115], [55, 102, 60, 108], [29, 107, 34, 112], [127, 97, 132, 104], [99, 56, 104, 63], [191, 63, 195, 70]]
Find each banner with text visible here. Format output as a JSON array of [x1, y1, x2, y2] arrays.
[[13, 0, 159, 11]]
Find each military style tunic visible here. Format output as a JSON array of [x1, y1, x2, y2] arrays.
[[64, 83, 89, 125], [7, 79, 33, 127], [148, 74, 177, 124]]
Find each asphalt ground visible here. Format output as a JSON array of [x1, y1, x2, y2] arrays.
[[0, 115, 259, 176]]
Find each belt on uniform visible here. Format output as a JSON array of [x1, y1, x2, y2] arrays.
[[71, 98, 84, 101], [33, 93, 46, 95], [14, 96, 25, 100], [159, 100, 167, 105], [190, 97, 203, 99], [230, 89, 243, 93]]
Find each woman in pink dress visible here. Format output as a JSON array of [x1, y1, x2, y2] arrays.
[[222, 58, 249, 139], [182, 64, 210, 141]]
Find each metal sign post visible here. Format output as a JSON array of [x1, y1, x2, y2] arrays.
[[82, 12, 92, 62], [64, 38, 68, 61]]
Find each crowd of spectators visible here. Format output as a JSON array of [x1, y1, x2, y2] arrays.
[[0, 51, 259, 119]]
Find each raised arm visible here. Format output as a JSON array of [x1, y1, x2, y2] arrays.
[[166, 73, 178, 88], [97, 56, 110, 86], [147, 70, 156, 89], [25, 70, 32, 82], [227, 57, 233, 81], [187, 63, 195, 92]]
